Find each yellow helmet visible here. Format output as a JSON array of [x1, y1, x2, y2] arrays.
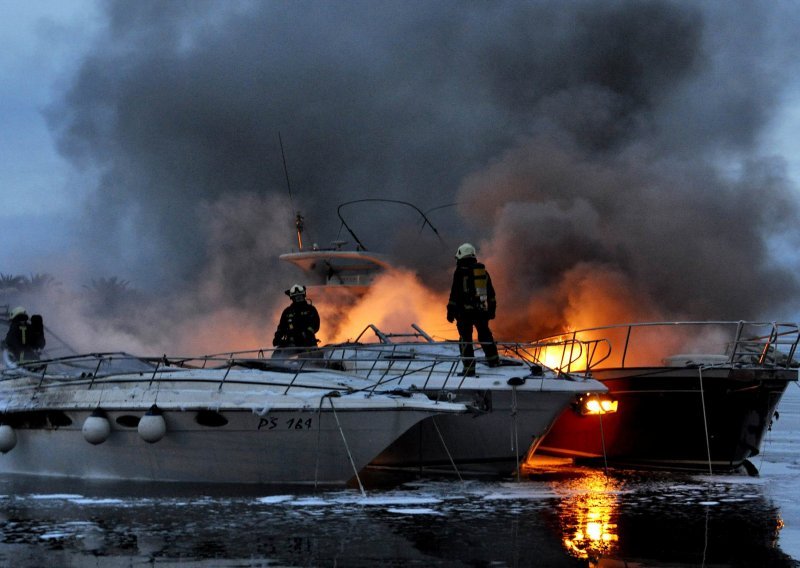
[[455, 243, 476, 260], [9, 306, 27, 320]]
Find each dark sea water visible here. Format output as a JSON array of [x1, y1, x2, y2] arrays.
[[1, 384, 799, 567]]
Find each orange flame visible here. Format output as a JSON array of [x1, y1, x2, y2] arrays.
[[315, 268, 452, 343]]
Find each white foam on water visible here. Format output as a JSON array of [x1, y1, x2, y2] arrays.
[[68, 497, 126, 505], [355, 495, 442, 506], [39, 532, 68, 540], [257, 495, 295, 504], [386, 507, 442, 515], [288, 498, 329, 507], [30, 493, 84, 500]]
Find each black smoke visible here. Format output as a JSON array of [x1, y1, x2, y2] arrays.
[[42, 0, 800, 348]]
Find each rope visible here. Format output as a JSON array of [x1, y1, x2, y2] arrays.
[[431, 417, 463, 482], [511, 385, 521, 481], [702, 505, 710, 568], [597, 400, 609, 479], [328, 396, 366, 497], [698, 367, 713, 475], [313, 397, 324, 490]]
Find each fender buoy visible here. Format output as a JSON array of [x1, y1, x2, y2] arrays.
[[0, 424, 17, 453], [82, 409, 111, 445], [138, 405, 166, 443], [2, 349, 17, 370]]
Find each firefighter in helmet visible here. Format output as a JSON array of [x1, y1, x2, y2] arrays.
[[272, 284, 320, 357], [2, 306, 46, 365], [446, 244, 499, 376]]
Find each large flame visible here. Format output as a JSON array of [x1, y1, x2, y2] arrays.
[[315, 269, 452, 343], [43, 249, 737, 363]]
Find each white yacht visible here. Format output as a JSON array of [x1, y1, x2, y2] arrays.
[[0, 352, 465, 485], [226, 325, 609, 476]]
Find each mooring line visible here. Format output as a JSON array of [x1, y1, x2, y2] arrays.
[[431, 416, 463, 482], [328, 396, 366, 497], [597, 400, 609, 479], [698, 367, 713, 475], [511, 384, 521, 482], [313, 396, 325, 491]]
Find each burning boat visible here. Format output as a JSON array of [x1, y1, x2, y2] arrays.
[[279, 243, 392, 294], [279, 199, 445, 295], [304, 324, 608, 476], [0, 351, 465, 485], [529, 321, 799, 473]]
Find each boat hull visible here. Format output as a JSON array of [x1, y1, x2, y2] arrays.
[[0, 406, 437, 485], [371, 388, 578, 474], [321, 338, 608, 475], [537, 366, 796, 471]]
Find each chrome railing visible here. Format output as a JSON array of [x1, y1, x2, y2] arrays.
[[531, 321, 800, 373]]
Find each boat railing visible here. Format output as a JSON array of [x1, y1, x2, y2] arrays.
[[313, 341, 465, 395], [3, 320, 579, 397], [202, 332, 564, 396], [134, 345, 463, 397], [145, 347, 468, 397], [532, 321, 800, 372], [352, 323, 436, 344], [513, 337, 612, 374], [0, 351, 379, 398], [347, 323, 567, 373]]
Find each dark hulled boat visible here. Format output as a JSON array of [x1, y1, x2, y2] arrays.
[[529, 321, 799, 473]]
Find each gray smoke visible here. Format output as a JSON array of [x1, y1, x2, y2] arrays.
[[42, 0, 800, 347]]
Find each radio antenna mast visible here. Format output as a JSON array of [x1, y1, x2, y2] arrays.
[[278, 132, 304, 251]]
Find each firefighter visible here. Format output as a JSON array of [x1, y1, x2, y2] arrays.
[[446, 243, 499, 376], [2, 306, 46, 364], [272, 284, 320, 358]]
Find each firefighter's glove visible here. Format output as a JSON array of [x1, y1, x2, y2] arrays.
[[446, 310, 454, 324], [488, 309, 496, 320]]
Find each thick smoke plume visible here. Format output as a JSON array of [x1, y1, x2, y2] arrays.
[[25, 0, 800, 353]]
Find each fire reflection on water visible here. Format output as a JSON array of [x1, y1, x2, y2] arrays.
[[555, 470, 620, 562]]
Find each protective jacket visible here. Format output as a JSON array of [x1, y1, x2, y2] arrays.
[[447, 257, 496, 321], [3, 313, 46, 362], [273, 301, 320, 348]]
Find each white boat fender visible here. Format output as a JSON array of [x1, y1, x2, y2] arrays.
[[138, 405, 166, 443], [2, 349, 17, 370], [0, 424, 16, 453], [507, 377, 526, 386], [82, 409, 111, 445]]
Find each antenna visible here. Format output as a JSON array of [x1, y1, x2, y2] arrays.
[[278, 132, 303, 251], [336, 199, 447, 251]]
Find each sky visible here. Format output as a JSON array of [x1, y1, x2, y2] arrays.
[[0, 1, 101, 274], [2, 0, 800, 353]]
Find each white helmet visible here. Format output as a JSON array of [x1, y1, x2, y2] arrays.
[[9, 306, 27, 320], [286, 284, 306, 299], [455, 243, 476, 260]]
